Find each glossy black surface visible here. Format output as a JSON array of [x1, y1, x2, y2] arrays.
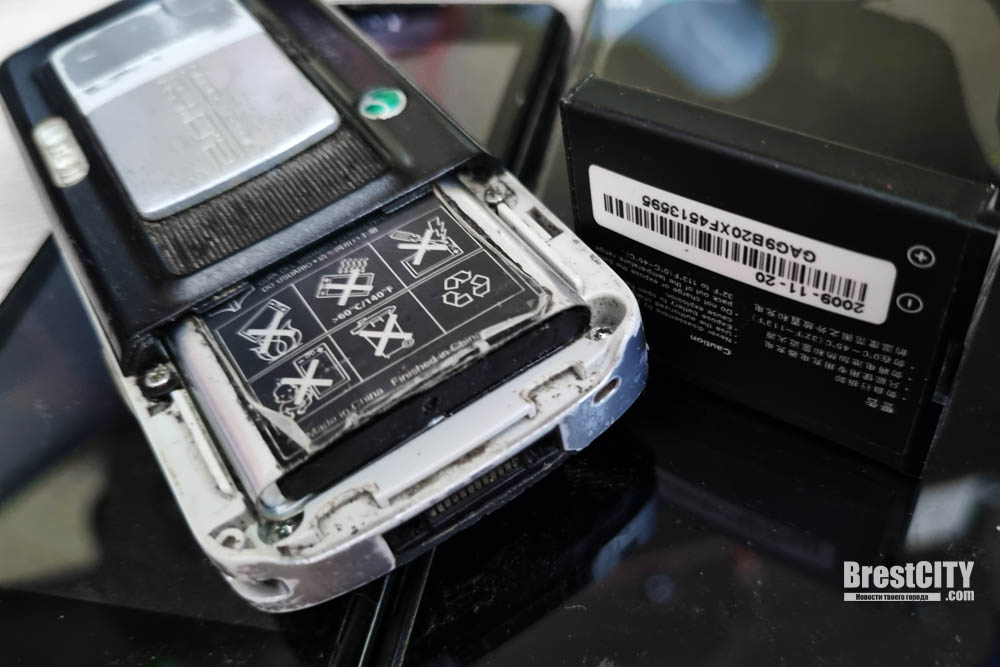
[[5, 0, 1000, 663], [3, 247, 1000, 665], [581, 1, 1000, 181], [349, 4, 569, 184], [0, 239, 122, 501], [539, 0, 1000, 221]]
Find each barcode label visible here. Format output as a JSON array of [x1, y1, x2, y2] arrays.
[[601, 193, 872, 302], [589, 166, 896, 324]]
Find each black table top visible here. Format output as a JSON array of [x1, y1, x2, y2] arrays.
[[5, 0, 1000, 661], [2, 239, 1000, 666]]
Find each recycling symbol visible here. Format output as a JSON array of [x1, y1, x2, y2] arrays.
[[442, 269, 491, 308]]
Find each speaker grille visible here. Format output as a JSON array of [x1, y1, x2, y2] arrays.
[[143, 126, 385, 275]]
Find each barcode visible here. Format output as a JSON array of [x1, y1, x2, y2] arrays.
[[602, 194, 868, 303]]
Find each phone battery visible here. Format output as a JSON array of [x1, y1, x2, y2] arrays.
[[563, 76, 999, 474], [176, 191, 588, 503]]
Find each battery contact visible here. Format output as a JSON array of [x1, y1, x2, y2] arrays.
[[428, 456, 523, 520]]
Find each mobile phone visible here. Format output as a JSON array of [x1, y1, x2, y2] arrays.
[[0, 0, 646, 611], [0, 2, 571, 498]]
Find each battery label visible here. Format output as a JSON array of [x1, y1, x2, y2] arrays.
[[589, 165, 897, 324], [204, 196, 544, 466]]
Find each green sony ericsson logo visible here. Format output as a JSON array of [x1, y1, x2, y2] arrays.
[[359, 87, 407, 120]]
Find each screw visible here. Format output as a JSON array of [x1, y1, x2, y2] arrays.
[[483, 185, 506, 206], [143, 364, 173, 391], [591, 326, 614, 340], [258, 515, 302, 544], [274, 520, 296, 539]]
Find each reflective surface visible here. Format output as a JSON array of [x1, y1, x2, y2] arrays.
[[350, 3, 567, 181], [52, 0, 341, 219], [6, 0, 1000, 663], [539, 0, 1000, 221], [465, 385, 1000, 667], [3, 243, 1000, 664], [582, 0, 1000, 181]]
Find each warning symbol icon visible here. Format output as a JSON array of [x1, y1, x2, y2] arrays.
[[390, 217, 462, 277], [350, 305, 415, 358], [273, 344, 348, 417], [316, 257, 376, 305], [238, 299, 303, 362]]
